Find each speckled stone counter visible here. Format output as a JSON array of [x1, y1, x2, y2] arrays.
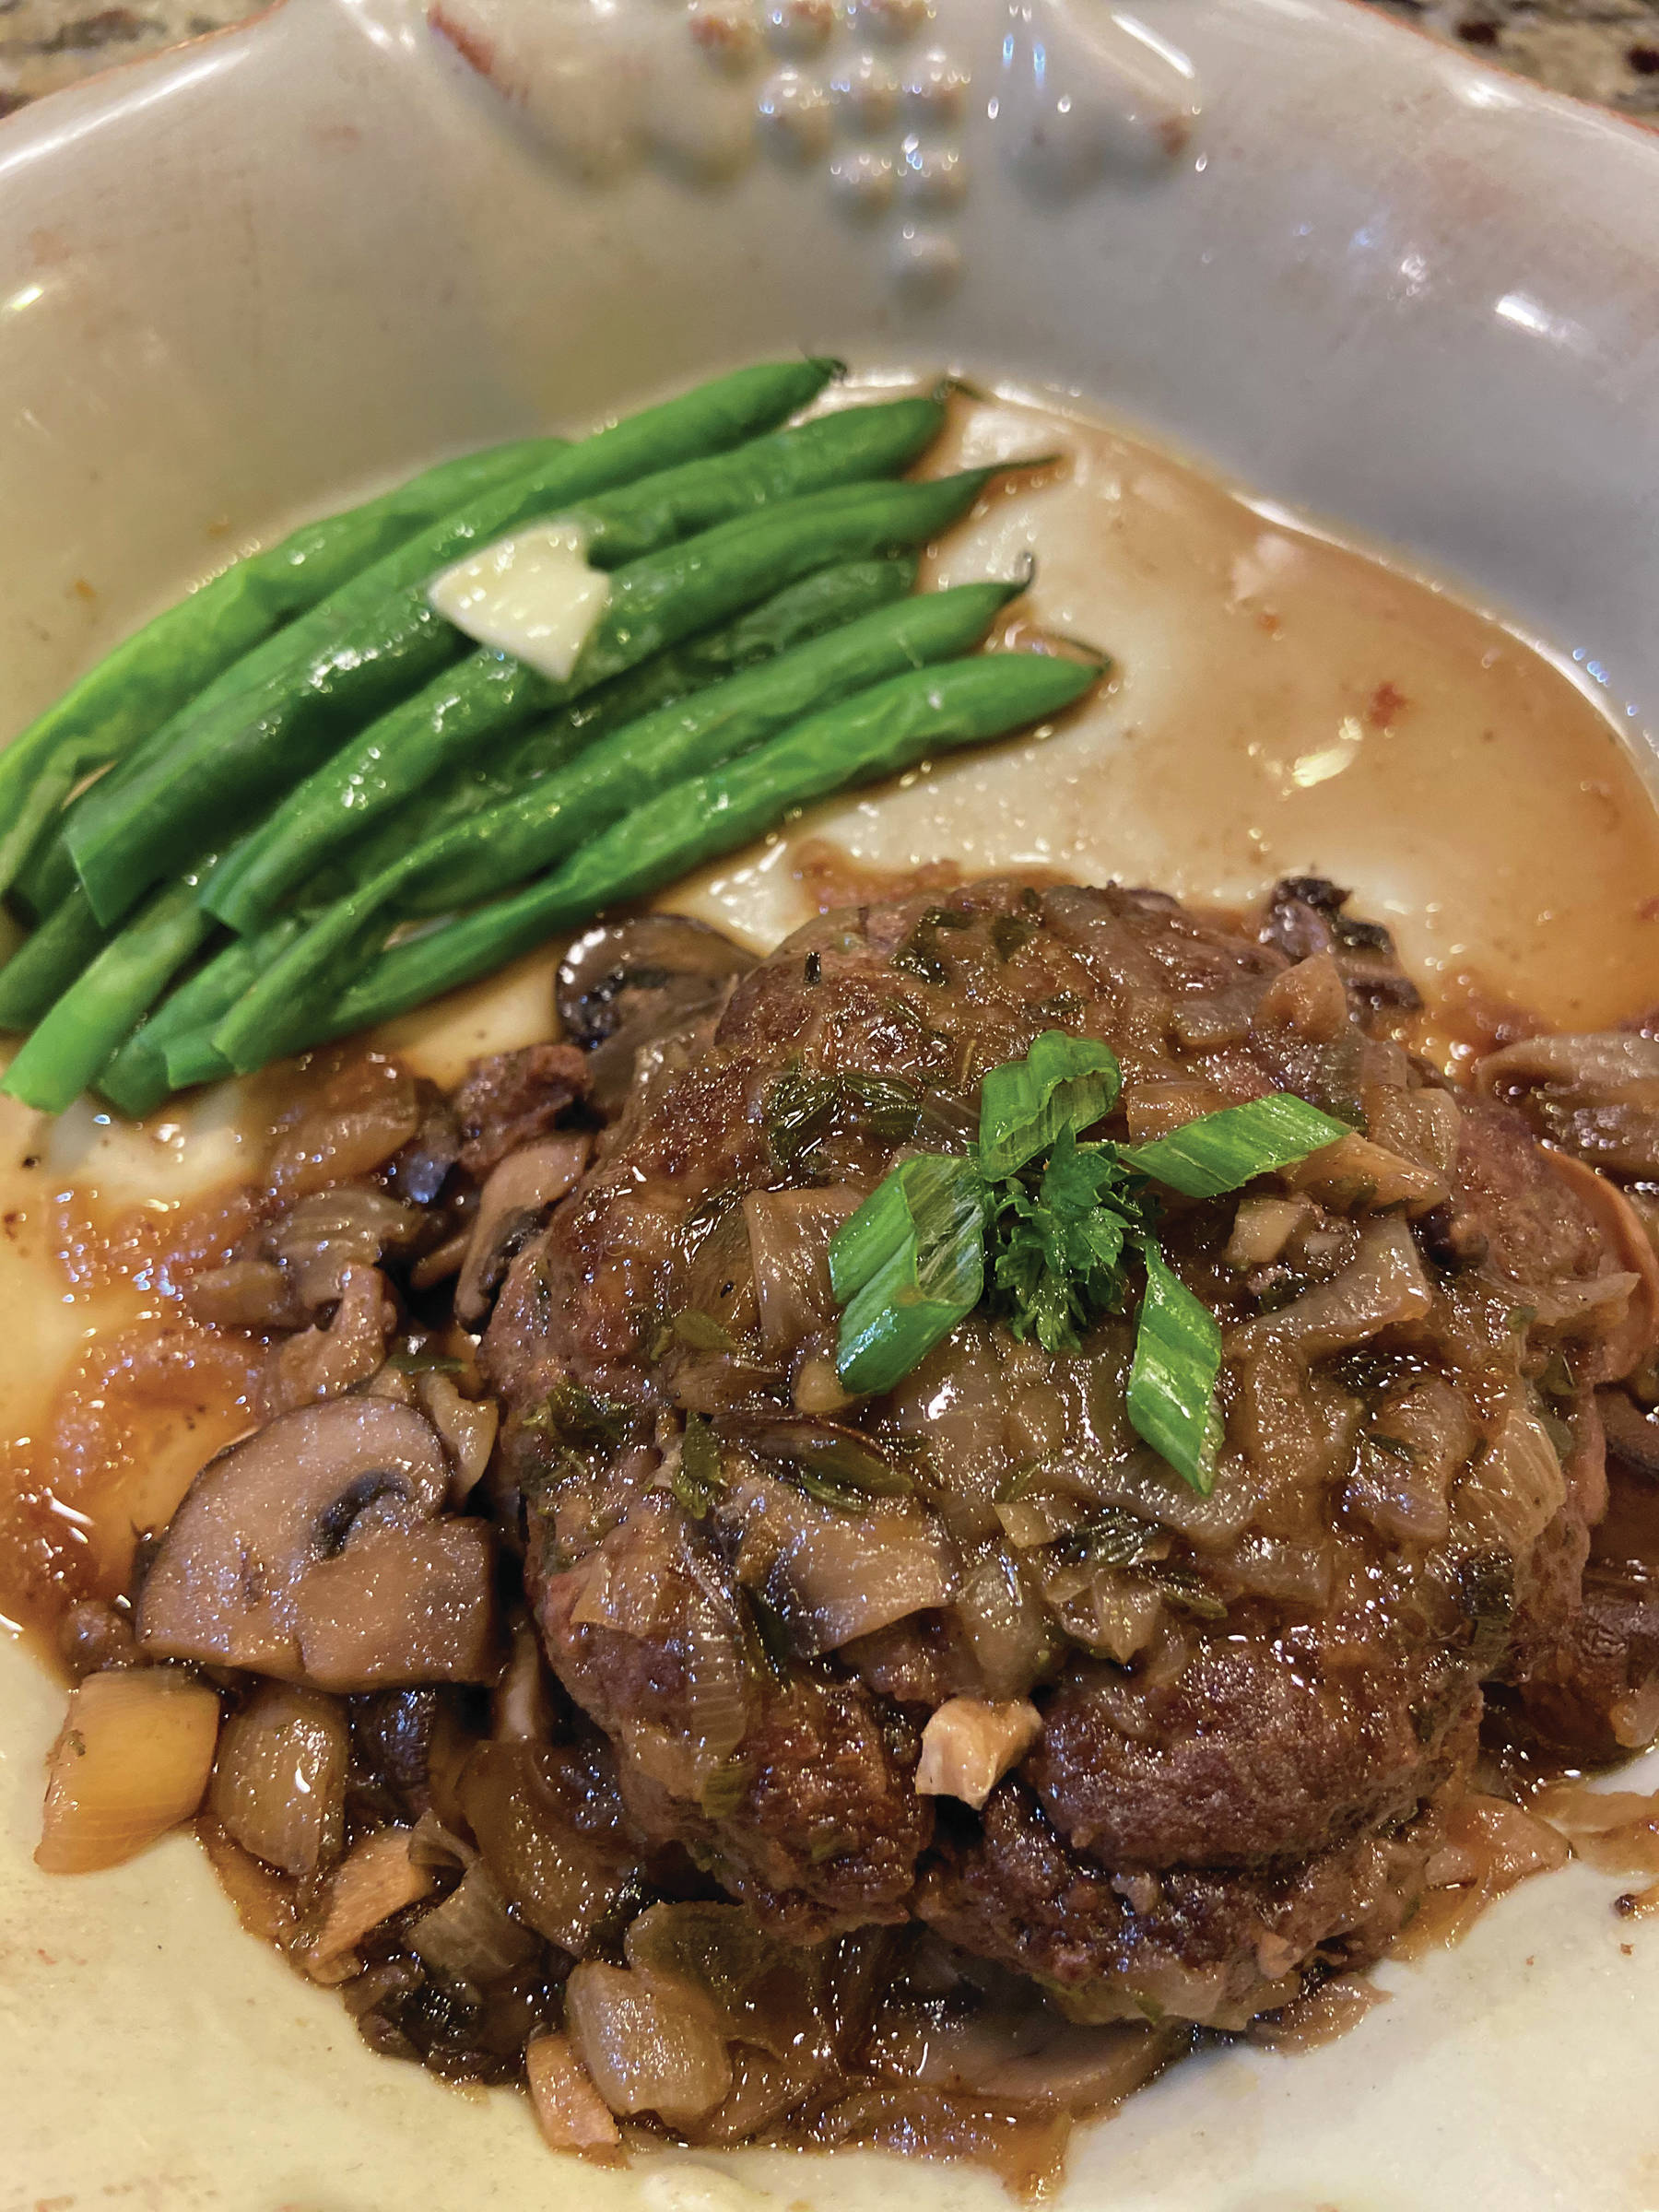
[[4, 0, 1658, 115]]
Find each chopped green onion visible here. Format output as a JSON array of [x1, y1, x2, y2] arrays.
[[672, 1413, 726, 1518], [1126, 1236, 1223, 1495], [833, 1152, 988, 1396], [976, 1030, 1122, 1180], [672, 1309, 739, 1353], [1126, 1094, 1349, 1199], [766, 1066, 924, 1172]]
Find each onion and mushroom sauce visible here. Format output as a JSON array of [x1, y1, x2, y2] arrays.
[[14, 878, 1659, 2189]]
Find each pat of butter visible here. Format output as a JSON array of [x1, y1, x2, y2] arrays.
[[427, 521, 610, 683]]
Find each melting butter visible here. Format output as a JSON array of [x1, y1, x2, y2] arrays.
[[428, 522, 609, 682]]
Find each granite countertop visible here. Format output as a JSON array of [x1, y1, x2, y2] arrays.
[[3, 0, 1658, 114]]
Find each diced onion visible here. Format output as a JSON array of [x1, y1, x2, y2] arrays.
[[564, 1959, 734, 2126], [209, 1681, 348, 1877], [427, 521, 610, 681], [407, 1860, 538, 1986], [459, 1740, 638, 1954], [36, 1670, 219, 1875]]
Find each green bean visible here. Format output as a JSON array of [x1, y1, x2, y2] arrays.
[[0, 431, 574, 901], [344, 555, 919, 883], [96, 917, 303, 1118], [3, 544, 937, 1114], [0, 888, 112, 1030], [64, 359, 840, 928], [211, 582, 1024, 1067], [3, 879, 218, 1114], [551, 392, 943, 568], [66, 471, 995, 1100], [202, 397, 943, 935], [210, 647, 1100, 1076]]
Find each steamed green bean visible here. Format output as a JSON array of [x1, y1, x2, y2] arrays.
[[203, 396, 944, 934], [0, 430, 574, 901], [210, 647, 1099, 1075], [64, 359, 840, 927], [210, 582, 1022, 1066]]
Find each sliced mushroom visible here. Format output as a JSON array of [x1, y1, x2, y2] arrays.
[[557, 914, 756, 1113], [135, 1398, 500, 1691], [1477, 1030, 1659, 1179], [1540, 1148, 1659, 1383], [455, 1131, 591, 1330], [1599, 1387, 1659, 1481], [269, 1263, 394, 1413]]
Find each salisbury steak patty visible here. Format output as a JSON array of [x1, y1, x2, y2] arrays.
[[482, 877, 1654, 2020]]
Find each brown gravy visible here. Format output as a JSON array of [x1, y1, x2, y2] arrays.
[[4, 378, 1658, 1653]]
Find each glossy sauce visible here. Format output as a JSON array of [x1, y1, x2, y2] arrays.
[[678, 386, 1659, 1037], [4, 377, 1658, 1652]]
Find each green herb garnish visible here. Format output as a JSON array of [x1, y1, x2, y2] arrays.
[[830, 1152, 989, 1397], [1125, 1093, 1348, 1198], [827, 1031, 1343, 1492], [672, 1309, 739, 1353], [766, 1065, 924, 1172], [672, 1412, 727, 1518], [977, 1030, 1121, 1179], [1124, 1237, 1224, 1495]]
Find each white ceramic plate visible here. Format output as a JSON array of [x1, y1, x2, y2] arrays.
[[2, 3, 1657, 2206]]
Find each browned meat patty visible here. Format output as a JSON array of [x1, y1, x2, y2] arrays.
[[482, 876, 1655, 2021]]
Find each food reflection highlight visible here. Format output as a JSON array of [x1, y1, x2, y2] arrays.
[[2, 358, 1658, 2191]]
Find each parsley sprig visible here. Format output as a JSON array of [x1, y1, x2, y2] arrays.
[[827, 1032, 1345, 1493]]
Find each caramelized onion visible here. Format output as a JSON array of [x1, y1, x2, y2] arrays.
[[742, 1186, 861, 1350], [417, 1370, 500, 1501], [564, 1959, 734, 2126], [737, 1475, 955, 1652], [196, 1812, 299, 1946], [1534, 1781, 1659, 1875], [802, 2086, 1070, 2196], [623, 1902, 827, 2061], [490, 1615, 558, 1744], [37, 1670, 219, 1875], [266, 1066, 423, 1196], [1248, 1976, 1388, 2053], [953, 1551, 1055, 1701], [459, 1741, 640, 1954], [1285, 1132, 1448, 1216], [1230, 1219, 1433, 1359], [182, 1259, 294, 1329], [210, 1682, 348, 1876], [408, 1861, 538, 1987], [1224, 1195, 1312, 1271], [267, 1185, 423, 1311], [1452, 1404, 1566, 1557]]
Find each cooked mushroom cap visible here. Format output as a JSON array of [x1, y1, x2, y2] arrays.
[[136, 1398, 500, 1690], [455, 1131, 591, 1330], [557, 914, 755, 1112]]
